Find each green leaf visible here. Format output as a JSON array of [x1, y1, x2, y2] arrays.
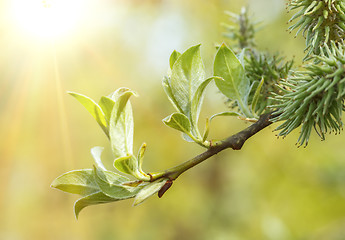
[[98, 96, 115, 123], [68, 92, 108, 135], [91, 146, 106, 171], [202, 118, 210, 142], [163, 112, 191, 134], [210, 111, 242, 122], [237, 47, 247, 67], [182, 133, 194, 142], [114, 154, 150, 180], [137, 142, 147, 175], [213, 44, 249, 101], [133, 179, 168, 206], [74, 191, 119, 219], [93, 166, 142, 199], [162, 76, 183, 113], [109, 88, 137, 159], [169, 50, 181, 70], [170, 44, 206, 117], [113, 154, 137, 175], [251, 77, 265, 115], [51, 169, 99, 196], [191, 77, 217, 132]]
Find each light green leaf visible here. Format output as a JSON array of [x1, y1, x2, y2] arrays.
[[74, 191, 119, 219], [51, 169, 99, 196], [163, 112, 191, 134], [169, 50, 181, 70], [170, 44, 206, 117], [109, 88, 137, 159], [137, 143, 147, 175], [98, 96, 115, 122], [68, 92, 108, 135], [182, 133, 194, 142], [251, 77, 265, 115], [93, 166, 142, 199], [202, 118, 210, 142], [213, 44, 249, 101], [210, 111, 242, 122], [162, 76, 183, 113], [238, 47, 248, 67], [113, 154, 137, 175], [191, 77, 217, 131], [91, 146, 106, 171], [114, 154, 150, 180], [133, 179, 168, 206]]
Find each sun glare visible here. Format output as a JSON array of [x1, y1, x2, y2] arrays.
[[11, 0, 85, 40]]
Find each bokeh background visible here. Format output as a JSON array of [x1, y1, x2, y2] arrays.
[[1, 0, 345, 239]]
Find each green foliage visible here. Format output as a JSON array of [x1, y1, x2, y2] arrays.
[[163, 44, 250, 145], [271, 42, 345, 146], [68, 92, 109, 136], [52, 41, 252, 216], [133, 178, 169, 206], [52, 3, 345, 217], [163, 112, 191, 135], [214, 44, 251, 118], [268, 1, 345, 146], [108, 88, 136, 159], [288, 0, 345, 59], [244, 51, 294, 115], [222, 8, 294, 117], [51, 167, 141, 219], [166, 44, 206, 141]]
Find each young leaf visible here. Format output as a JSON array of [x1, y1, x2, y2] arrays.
[[113, 154, 137, 176], [93, 166, 142, 199], [191, 77, 217, 131], [98, 96, 115, 123], [51, 169, 99, 196], [237, 47, 247, 67], [251, 77, 265, 115], [213, 44, 249, 101], [162, 76, 183, 113], [202, 118, 210, 142], [68, 92, 108, 135], [210, 111, 242, 122], [169, 50, 181, 70], [114, 154, 150, 180], [170, 44, 206, 117], [109, 88, 137, 159], [137, 142, 147, 176], [163, 112, 192, 134], [133, 179, 169, 206], [74, 191, 119, 219], [182, 133, 195, 142], [91, 146, 107, 171]]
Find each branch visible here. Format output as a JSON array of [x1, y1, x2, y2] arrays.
[[150, 112, 275, 182]]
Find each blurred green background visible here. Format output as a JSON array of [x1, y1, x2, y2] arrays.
[[1, 0, 345, 239]]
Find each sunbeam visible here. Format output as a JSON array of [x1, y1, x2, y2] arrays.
[[10, 0, 86, 40]]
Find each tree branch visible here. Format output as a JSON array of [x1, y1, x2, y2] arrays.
[[150, 112, 275, 182]]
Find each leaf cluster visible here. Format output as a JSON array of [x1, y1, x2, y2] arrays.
[[51, 89, 170, 218], [52, 41, 263, 216], [51, 2, 345, 216]]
